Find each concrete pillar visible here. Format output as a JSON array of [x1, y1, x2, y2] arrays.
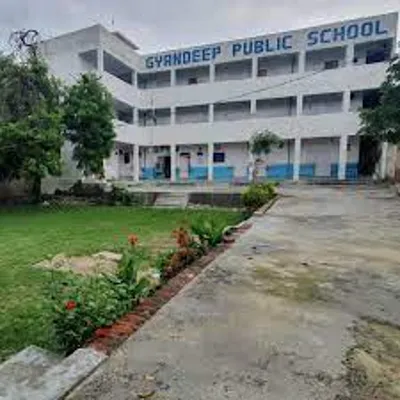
[[171, 70, 176, 86], [250, 99, 257, 115], [338, 135, 348, 180], [296, 95, 303, 116], [293, 137, 301, 181], [97, 47, 104, 73], [208, 142, 214, 181], [248, 148, 254, 182], [131, 70, 136, 86], [298, 51, 305, 74], [343, 90, 351, 113], [171, 107, 176, 125], [380, 141, 389, 179], [210, 64, 215, 83], [133, 107, 139, 125], [252, 57, 258, 79], [170, 144, 176, 182], [209, 104, 214, 123], [133, 144, 140, 182], [346, 44, 355, 66]]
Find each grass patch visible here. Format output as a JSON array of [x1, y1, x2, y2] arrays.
[[253, 265, 328, 303], [344, 319, 400, 399], [0, 205, 242, 361]]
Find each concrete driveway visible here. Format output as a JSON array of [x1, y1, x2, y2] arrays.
[[68, 185, 400, 400]]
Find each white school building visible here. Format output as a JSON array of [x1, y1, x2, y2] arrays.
[[40, 12, 398, 183]]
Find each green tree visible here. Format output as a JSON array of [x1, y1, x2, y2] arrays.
[[249, 130, 284, 181], [63, 73, 115, 177], [359, 56, 400, 144], [0, 52, 64, 201]]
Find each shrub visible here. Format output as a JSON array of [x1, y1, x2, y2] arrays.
[[69, 180, 105, 198], [49, 234, 159, 353], [108, 185, 133, 206], [153, 249, 176, 276], [242, 182, 276, 211], [190, 219, 225, 248], [162, 227, 199, 280], [49, 274, 133, 354]]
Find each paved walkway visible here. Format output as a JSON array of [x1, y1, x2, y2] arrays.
[[69, 185, 400, 400]]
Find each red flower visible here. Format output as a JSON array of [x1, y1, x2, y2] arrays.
[[128, 234, 139, 246], [65, 300, 77, 311], [95, 328, 110, 338]]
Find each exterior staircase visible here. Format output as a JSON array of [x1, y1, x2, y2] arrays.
[[0, 346, 106, 400], [154, 192, 189, 208]]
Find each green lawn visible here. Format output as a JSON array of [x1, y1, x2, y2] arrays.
[[0, 205, 242, 361]]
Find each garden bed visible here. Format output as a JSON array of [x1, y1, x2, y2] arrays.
[[0, 206, 242, 362], [88, 222, 252, 355]]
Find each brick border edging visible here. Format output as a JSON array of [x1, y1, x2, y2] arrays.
[[88, 222, 253, 355], [253, 195, 279, 216]]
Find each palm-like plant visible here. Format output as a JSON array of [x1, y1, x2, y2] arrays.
[[249, 130, 284, 181]]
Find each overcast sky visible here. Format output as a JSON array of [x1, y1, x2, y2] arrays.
[[0, 0, 399, 53]]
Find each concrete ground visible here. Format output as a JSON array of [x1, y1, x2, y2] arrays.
[[68, 185, 400, 400]]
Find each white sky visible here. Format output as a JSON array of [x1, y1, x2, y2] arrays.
[[0, 0, 399, 53]]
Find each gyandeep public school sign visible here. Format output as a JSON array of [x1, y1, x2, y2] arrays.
[[144, 13, 398, 70]]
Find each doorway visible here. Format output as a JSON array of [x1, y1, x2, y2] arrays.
[[358, 136, 380, 177], [179, 153, 191, 180], [163, 156, 171, 179]]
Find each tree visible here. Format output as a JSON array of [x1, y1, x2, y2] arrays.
[[359, 56, 400, 144], [0, 51, 64, 201], [63, 73, 116, 177], [249, 130, 284, 181]]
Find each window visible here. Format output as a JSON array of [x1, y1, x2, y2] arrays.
[[366, 49, 386, 64], [213, 152, 225, 163], [124, 152, 130, 164], [258, 69, 267, 77], [324, 60, 339, 70], [188, 77, 198, 85]]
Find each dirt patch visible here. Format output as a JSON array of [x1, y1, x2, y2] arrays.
[[344, 319, 400, 400], [33, 251, 122, 275], [252, 263, 330, 303]]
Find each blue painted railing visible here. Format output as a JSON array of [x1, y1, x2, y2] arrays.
[[141, 167, 155, 180], [330, 163, 359, 179], [266, 164, 294, 179], [189, 166, 208, 180], [299, 163, 316, 178], [265, 163, 316, 179], [213, 166, 235, 182]]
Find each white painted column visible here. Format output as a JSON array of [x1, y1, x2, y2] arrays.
[[252, 57, 258, 79], [338, 135, 348, 180], [171, 106, 176, 125], [343, 90, 351, 113], [248, 146, 254, 182], [296, 95, 303, 116], [346, 44, 355, 66], [210, 64, 215, 83], [170, 144, 176, 182], [208, 104, 214, 123], [170, 69, 176, 86], [293, 137, 301, 181], [298, 51, 305, 74], [97, 47, 104, 73], [380, 141, 389, 179], [207, 142, 214, 182], [133, 144, 140, 182], [250, 99, 257, 115], [131, 70, 136, 86], [133, 107, 139, 125]]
